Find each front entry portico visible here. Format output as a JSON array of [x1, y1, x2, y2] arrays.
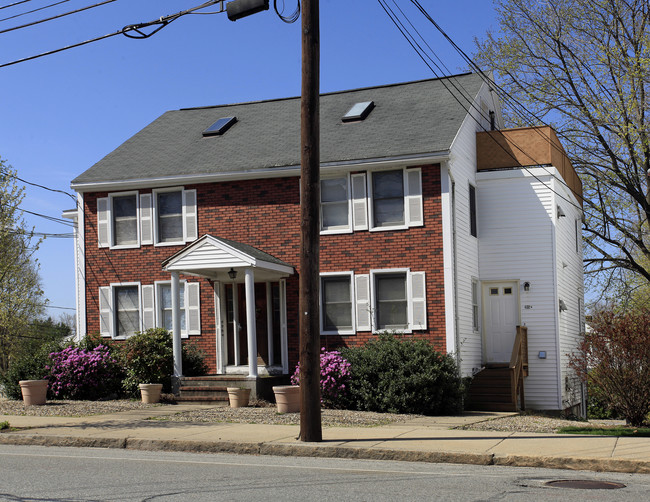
[[161, 235, 294, 381]]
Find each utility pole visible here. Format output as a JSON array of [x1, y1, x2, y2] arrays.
[[299, 0, 322, 442]]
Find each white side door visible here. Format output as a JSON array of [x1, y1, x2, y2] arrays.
[[483, 281, 520, 363]]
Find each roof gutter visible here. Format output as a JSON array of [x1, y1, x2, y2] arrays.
[[70, 152, 450, 192]]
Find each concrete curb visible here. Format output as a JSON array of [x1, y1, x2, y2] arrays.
[[2, 432, 650, 474]]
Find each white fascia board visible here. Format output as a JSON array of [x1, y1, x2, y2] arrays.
[[70, 153, 450, 193], [61, 208, 77, 220]]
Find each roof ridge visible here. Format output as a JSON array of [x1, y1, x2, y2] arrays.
[[179, 72, 477, 112]]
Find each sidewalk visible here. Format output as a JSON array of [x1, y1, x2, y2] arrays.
[[2, 406, 650, 474]]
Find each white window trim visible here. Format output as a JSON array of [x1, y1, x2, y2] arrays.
[[370, 268, 411, 333], [320, 174, 353, 235], [471, 278, 480, 333], [154, 280, 189, 338], [368, 169, 409, 232], [110, 281, 142, 340], [108, 191, 141, 250], [153, 186, 186, 246], [319, 271, 355, 335]]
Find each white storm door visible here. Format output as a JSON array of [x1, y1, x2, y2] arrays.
[[483, 282, 519, 363]]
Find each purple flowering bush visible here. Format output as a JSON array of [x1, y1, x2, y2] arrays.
[[46, 346, 124, 400], [291, 348, 351, 408]]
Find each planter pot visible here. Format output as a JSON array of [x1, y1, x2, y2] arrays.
[[139, 383, 163, 404], [19, 380, 48, 406], [272, 385, 300, 413], [227, 387, 251, 408]]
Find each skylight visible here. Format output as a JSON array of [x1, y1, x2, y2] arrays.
[[203, 116, 237, 136], [342, 101, 375, 122]]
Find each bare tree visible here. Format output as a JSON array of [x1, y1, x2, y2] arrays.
[[476, 0, 650, 298]]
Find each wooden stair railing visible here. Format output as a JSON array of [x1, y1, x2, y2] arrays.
[[509, 325, 528, 411]]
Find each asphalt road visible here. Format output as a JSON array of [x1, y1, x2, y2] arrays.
[[1, 445, 649, 501]]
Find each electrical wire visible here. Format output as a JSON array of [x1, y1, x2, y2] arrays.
[[0, 168, 76, 200], [17, 207, 76, 226], [0, 0, 34, 11], [379, 0, 583, 211], [0, 0, 70, 24], [0, 0, 223, 68], [0, 0, 117, 35], [274, 0, 299, 24], [6, 228, 74, 238]]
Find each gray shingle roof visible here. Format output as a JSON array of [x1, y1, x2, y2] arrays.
[[72, 73, 484, 186]]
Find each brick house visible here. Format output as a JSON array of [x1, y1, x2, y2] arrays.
[[66, 73, 585, 412]]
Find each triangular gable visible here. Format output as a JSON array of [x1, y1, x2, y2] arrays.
[[162, 235, 294, 276]]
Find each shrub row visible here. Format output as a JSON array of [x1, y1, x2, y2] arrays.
[[291, 332, 465, 416], [0, 328, 207, 400]]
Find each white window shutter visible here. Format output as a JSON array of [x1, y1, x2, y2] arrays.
[[183, 189, 198, 242], [187, 282, 201, 335], [405, 168, 424, 227], [97, 197, 110, 248], [139, 194, 153, 245], [99, 286, 112, 337], [351, 173, 368, 231], [355, 274, 371, 331], [141, 284, 155, 330], [409, 271, 427, 330]]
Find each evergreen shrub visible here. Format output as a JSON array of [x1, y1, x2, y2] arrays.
[[341, 332, 464, 415]]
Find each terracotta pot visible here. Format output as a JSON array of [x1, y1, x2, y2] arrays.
[[227, 387, 251, 408], [19, 380, 48, 406], [272, 385, 300, 413], [139, 383, 163, 404]]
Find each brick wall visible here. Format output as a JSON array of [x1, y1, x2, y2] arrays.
[[83, 164, 446, 373]]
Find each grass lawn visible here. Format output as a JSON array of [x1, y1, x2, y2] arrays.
[[558, 425, 650, 437]]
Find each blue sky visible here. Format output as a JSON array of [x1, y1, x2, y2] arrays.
[[0, 0, 497, 320]]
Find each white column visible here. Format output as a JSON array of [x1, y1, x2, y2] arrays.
[[171, 270, 183, 379], [245, 268, 258, 378], [266, 282, 274, 366]]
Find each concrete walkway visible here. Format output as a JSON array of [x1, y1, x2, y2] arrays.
[[2, 406, 650, 474]]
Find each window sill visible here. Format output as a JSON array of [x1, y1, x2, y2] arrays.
[[109, 244, 140, 250], [320, 228, 353, 236], [321, 330, 355, 336], [369, 224, 408, 232], [154, 240, 185, 247]]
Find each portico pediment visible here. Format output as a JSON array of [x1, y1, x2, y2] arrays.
[[162, 234, 294, 282]]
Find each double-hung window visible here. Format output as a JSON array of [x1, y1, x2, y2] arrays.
[[372, 170, 405, 228], [157, 282, 186, 334], [374, 272, 409, 330], [111, 193, 139, 247], [97, 188, 197, 248], [320, 273, 354, 334], [472, 279, 480, 331], [320, 176, 351, 233], [156, 190, 184, 243], [99, 283, 141, 339]]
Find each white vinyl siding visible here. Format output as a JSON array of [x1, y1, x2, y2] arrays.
[[320, 273, 354, 335]]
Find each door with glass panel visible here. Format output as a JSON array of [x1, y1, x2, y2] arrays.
[[482, 282, 519, 363]]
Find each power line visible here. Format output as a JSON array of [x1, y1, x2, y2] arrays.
[[0, 0, 70, 24], [18, 207, 75, 226], [6, 228, 74, 238], [0, 0, 34, 11], [379, 0, 583, 213], [0, 0, 223, 68], [0, 167, 76, 200], [0, 0, 117, 35]]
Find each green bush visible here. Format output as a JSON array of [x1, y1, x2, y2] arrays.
[[119, 328, 208, 396], [341, 332, 464, 415], [0, 340, 65, 400]]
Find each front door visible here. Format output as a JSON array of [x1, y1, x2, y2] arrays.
[[483, 281, 519, 363]]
